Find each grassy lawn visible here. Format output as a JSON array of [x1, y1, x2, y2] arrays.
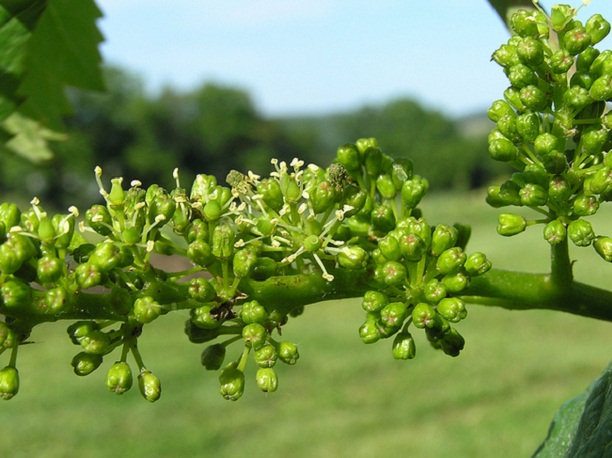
[[0, 190, 610, 457]]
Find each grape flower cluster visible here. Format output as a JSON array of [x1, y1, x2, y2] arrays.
[[0, 135, 493, 401], [487, 3, 612, 261]]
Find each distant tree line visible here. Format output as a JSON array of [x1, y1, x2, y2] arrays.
[[0, 66, 508, 208]]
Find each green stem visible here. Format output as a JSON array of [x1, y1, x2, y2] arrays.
[[550, 237, 572, 288], [461, 269, 612, 322]]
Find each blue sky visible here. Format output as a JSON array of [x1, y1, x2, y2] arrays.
[[96, 1, 612, 118]]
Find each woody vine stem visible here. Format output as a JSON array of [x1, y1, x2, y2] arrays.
[[1, 3, 612, 402]]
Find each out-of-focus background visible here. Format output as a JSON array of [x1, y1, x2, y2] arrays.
[[0, 1, 612, 457]]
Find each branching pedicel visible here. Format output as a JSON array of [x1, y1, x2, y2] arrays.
[[1, 3, 612, 403]]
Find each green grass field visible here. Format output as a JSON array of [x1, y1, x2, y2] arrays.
[[0, 190, 611, 457]]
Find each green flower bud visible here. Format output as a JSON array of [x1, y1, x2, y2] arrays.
[[346, 216, 371, 238], [464, 252, 492, 276], [570, 71, 594, 91], [370, 205, 396, 233], [508, 64, 538, 88], [361, 291, 388, 313], [544, 219, 567, 245], [276, 341, 299, 365], [391, 158, 413, 189], [564, 86, 592, 110], [240, 300, 268, 325], [398, 232, 427, 262], [212, 225, 235, 261], [548, 175, 572, 207], [517, 36, 544, 66], [219, 363, 245, 401], [577, 46, 600, 72], [203, 200, 222, 222], [573, 194, 599, 217], [437, 297, 467, 323], [187, 219, 209, 243], [590, 166, 612, 194], [0, 366, 19, 400], [0, 233, 36, 275], [337, 245, 368, 270], [411, 303, 438, 329], [45, 286, 69, 314], [520, 183, 548, 207], [242, 323, 267, 350], [496, 114, 521, 143], [85, 204, 113, 236], [1, 279, 32, 310], [594, 236, 612, 261], [187, 277, 216, 303], [523, 164, 548, 188], [138, 370, 162, 402], [256, 178, 284, 212], [488, 137, 518, 162], [376, 174, 397, 200], [510, 9, 543, 36], [492, 43, 520, 67], [279, 175, 301, 204], [437, 327, 465, 357], [586, 14, 611, 45], [401, 176, 428, 209], [504, 86, 525, 111], [487, 99, 516, 122], [379, 302, 408, 330], [36, 255, 63, 284], [363, 147, 383, 177], [146, 186, 176, 226], [187, 240, 214, 267], [519, 85, 549, 112], [442, 271, 470, 293], [551, 49, 574, 74], [378, 235, 401, 261], [133, 296, 162, 324], [106, 361, 133, 395], [497, 213, 527, 236], [534, 133, 561, 157], [309, 180, 336, 214], [53, 213, 77, 247], [0, 202, 21, 229], [392, 332, 416, 360], [255, 367, 278, 393], [253, 344, 277, 368], [233, 246, 258, 279], [67, 320, 100, 345], [429, 224, 458, 257], [436, 247, 466, 275], [75, 262, 104, 290], [423, 278, 446, 304], [88, 242, 123, 273], [336, 144, 361, 171], [590, 74, 612, 101], [71, 352, 103, 376], [359, 317, 381, 344], [79, 330, 111, 355], [191, 304, 221, 329], [563, 26, 591, 55], [185, 319, 220, 343], [568, 219, 595, 247], [201, 343, 226, 370], [516, 112, 540, 142], [379, 261, 407, 287], [0, 322, 16, 351], [582, 126, 609, 156]]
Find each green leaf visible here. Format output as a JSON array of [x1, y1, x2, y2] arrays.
[[16, 0, 105, 130], [533, 361, 612, 458], [0, 112, 64, 163], [0, 0, 47, 121], [486, 0, 537, 29]]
